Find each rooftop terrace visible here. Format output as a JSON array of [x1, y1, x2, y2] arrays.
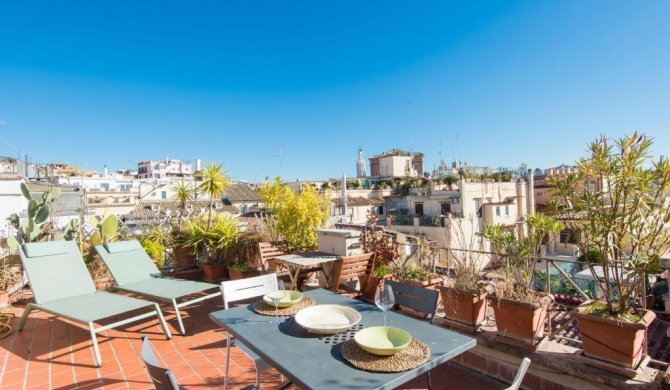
[[0, 288, 667, 390]]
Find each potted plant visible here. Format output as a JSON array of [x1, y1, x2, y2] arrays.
[[179, 214, 241, 282], [442, 174, 458, 190], [0, 249, 22, 308], [483, 213, 562, 348], [138, 226, 168, 269], [171, 217, 207, 280], [170, 180, 198, 267], [393, 235, 445, 290], [228, 261, 261, 280], [360, 264, 394, 301], [359, 212, 399, 300], [438, 217, 492, 331], [394, 266, 444, 289], [548, 133, 669, 370]]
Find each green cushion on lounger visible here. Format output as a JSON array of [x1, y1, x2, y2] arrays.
[[22, 240, 72, 258], [105, 240, 143, 253]]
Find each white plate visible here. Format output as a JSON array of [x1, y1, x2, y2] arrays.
[[295, 304, 362, 334]]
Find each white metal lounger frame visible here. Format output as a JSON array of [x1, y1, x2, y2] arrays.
[[18, 240, 172, 367], [96, 240, 223, 334]]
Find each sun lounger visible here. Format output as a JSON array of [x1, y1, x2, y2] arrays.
[[17, 240, 172, 367], [95, 240, 223, 334]]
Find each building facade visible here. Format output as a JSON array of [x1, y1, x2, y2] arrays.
[[137, 159, 193, 180], [369, 149, 424, 179]]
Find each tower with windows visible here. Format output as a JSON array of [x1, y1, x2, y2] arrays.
[[356, 148, 367, 178]]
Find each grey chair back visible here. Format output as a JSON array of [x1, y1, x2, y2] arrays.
[[386, 280, 440, 324], [141, 335, 180, 390]]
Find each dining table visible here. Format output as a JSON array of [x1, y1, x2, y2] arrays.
[[274, 252, 341, 290], [209, 288, 477, 390]]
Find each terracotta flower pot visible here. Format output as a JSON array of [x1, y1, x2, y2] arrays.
[[173, 245, 196, 267], [161, 267, 204, 280], [202, 264, 229, 282], [439, 286, 489, 327], [397, 276, 445, 290], [359, 274, 393, 301], [488, 293, 553, 346], [575, 301, 656, 369], [228, 266, 260, 280]]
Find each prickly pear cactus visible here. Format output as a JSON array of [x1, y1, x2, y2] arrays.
[[7, 184, 62, 250], [88, 211, 119, 245]]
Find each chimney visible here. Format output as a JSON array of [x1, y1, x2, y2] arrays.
[[527, 169, 535, 216], [104, 165, 108, 176], [195, 159, 202, 171], [342, 174, 347, 220]]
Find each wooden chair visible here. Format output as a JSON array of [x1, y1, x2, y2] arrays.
[[330, 253, 375, 298], [258, 241, 289, 275]]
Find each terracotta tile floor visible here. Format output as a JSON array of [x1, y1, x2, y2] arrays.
[[0, 292, 509, 390]]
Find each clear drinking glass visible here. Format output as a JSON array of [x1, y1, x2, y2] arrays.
[[269, 280, 286, 325], [375, 283, 395, 327]]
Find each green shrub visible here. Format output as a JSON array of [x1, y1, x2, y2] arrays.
[[140, 240, 165, 268]]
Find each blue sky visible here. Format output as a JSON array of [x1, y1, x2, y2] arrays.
[[1, 1, 669, 183]]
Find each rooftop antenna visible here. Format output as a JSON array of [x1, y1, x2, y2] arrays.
[[456, 133, 461, 163], [407, 101, 413, 154], [270, 145, 283, 175], [0, 121, 23, 168]]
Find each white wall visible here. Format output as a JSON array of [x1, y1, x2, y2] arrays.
[[0, 175, 25, 239], [378, 156, 412, 177]]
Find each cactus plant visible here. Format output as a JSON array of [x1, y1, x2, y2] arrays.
[[88, 210, 120, 245], [7, 183, 61, 250]]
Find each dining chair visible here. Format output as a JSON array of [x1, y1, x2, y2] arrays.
[[221, 273, 281, 390], [331, 253, 375, 298], [258, 241, 290, 275], [504, 357, 531, 390], [385, 279, 440, 389], [140, 335, 180, 390], [385, 280, 440, 324]]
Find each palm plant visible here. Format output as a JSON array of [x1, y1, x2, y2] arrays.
[[197, 162, 231, 231], [442, 174, 458, 188], [178, 214, 240, 264], [170, 180, 195, 232]]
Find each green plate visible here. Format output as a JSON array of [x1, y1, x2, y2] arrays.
[[263, 290, 304, 308], [354, 326, 412, 356]]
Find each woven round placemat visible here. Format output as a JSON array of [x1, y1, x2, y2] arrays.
[[253, 296, 316, 316], [340, 337, 430, 373]]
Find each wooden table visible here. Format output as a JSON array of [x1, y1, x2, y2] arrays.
[[274, 252, 340, 290], [209, 289, 477, 390]]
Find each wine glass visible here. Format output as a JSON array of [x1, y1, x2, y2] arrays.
[[375, 283, 395, 327], [269, 280, 286, 325]]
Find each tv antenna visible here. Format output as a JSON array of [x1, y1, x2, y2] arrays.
[[270, 145, 283, 174], [407, 101, 413, 153]]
